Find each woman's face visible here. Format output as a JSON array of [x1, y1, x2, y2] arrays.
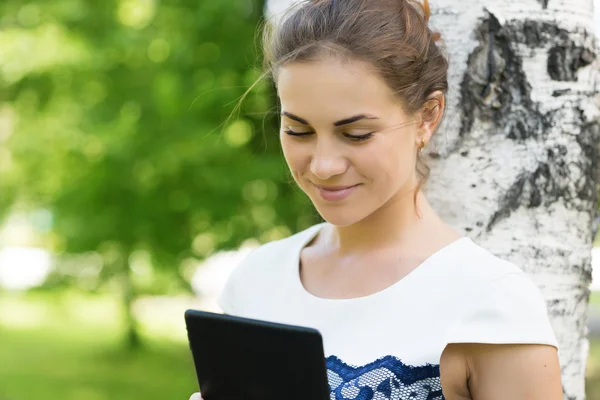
[[277, 58, 423, 227]]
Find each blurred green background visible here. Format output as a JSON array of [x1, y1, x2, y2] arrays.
[[0, 0, 317, 398], [0, 0, 598, 399]]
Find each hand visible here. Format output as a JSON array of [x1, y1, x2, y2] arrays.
[[189, 393, 203, 400]]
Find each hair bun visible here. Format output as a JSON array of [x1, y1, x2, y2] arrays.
[[406, 0, 443, 43], [407, 0, 431, 23]]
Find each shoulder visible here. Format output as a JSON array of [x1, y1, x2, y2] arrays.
[[217, 223, 323, 314], [453, 238, 525, 284], [229, 223, 324, 278], [445, 239, 558, 349], [455, 240, 551, 325]]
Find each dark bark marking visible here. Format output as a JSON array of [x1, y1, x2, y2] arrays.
[[519, 20, 572, 47], [552, 89, 571, 97], [518, 20, 595, 82], [459, 16, 598, 232], [574, 109, 600, 206], [487, 175, 526, 231], [460, 18, 596, 140], [459, 13, 550, 142], [548, 46, 595, 81], [538, 0, 549, 9], [487, 121, 599, 231], [486, 146, 576, 231]]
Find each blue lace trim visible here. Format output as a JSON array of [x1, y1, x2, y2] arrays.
[[326, 355, 444, 400]]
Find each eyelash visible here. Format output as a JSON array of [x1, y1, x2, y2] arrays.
[[283, 130, 374, 142]]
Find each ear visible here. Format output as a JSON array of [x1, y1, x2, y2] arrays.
[[415, 91, 445, 148]]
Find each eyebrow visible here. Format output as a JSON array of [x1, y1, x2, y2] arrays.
[[281, 112, 309, 125], [333, 114, 379, 126], [281, 112, 379, 127]]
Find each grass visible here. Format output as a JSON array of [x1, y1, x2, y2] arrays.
[[588, 291, 600, 399], [0, 329, 197, 400], [1, 289, 600, 399], [0, 290, 198, 400], [591, 291, 600, 309], [589, 339, 600, 399]]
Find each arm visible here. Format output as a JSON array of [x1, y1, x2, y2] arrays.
[[441, 343, 563, 400]]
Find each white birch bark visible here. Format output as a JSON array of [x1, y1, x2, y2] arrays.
[[266, 0, 600, 398]]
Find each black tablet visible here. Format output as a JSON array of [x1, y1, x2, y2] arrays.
[[184, 309, 330, 400]]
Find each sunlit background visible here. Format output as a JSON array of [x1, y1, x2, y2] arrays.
[[0, 1, 599, 399]]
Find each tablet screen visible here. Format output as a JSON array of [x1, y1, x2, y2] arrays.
[[185, 309, 330, 400]]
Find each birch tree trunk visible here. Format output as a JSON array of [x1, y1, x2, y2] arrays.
[[424, 3, 599, 400], [266, 0, 600, 398]]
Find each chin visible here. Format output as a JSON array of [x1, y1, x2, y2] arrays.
[[311, 203, 372, 227]]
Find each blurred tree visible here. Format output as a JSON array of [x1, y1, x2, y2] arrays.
[[0, 0, 316, 348]]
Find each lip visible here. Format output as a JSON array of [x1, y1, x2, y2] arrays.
[[312, 183, 360, 202]]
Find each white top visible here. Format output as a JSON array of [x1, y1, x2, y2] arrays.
[[218, 223, 558, 399]]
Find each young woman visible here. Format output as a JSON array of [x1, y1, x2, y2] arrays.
[[190, 0, 563, 398]]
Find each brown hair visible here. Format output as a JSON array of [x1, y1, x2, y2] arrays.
[[262, 0, 449, 205]]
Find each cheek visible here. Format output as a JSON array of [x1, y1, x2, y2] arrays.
[[279, 135, 293, 161], [363, 138, 415, 186], [279, 135, 305, 174]]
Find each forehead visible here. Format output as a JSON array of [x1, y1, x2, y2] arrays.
[[276, 58, 400, 120]]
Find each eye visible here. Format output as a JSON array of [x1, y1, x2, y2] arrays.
[[284, 129, 314, 137], [343, 132, 374, 141]]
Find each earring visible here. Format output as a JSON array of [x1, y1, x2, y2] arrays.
[[420, 138, 426, 152]]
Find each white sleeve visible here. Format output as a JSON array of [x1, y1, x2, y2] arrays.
[[217, 271, 237, 315], [216, 247, 260, 315], [445, 272, 558, 349]]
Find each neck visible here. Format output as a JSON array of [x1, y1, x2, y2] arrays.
[[327, 189, 445, 255]]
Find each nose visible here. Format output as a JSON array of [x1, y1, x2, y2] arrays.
[[309, 136, 348, 181]]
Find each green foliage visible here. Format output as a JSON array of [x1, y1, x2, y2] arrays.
[[0, 0, 316, 279]]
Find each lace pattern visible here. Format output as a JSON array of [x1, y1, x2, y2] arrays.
[[326, 355, 444, 400]]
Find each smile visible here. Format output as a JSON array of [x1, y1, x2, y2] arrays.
[[312, 183, 360, 202]]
